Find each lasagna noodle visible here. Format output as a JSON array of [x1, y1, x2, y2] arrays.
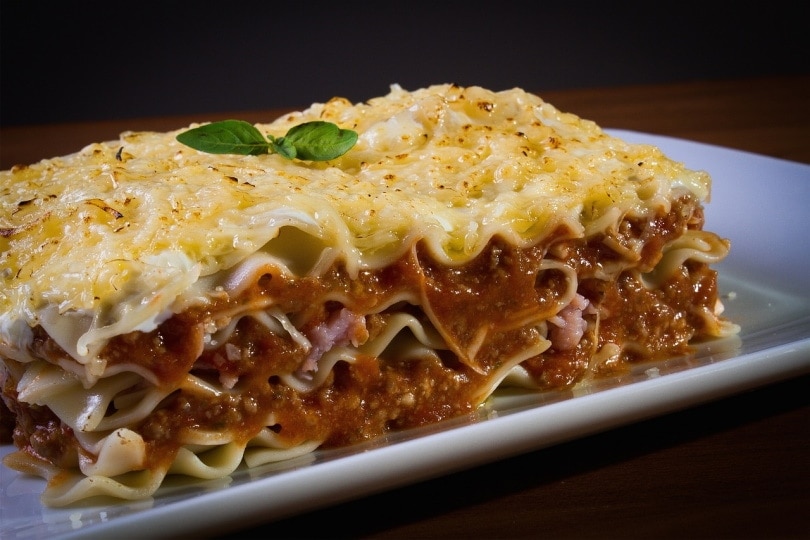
[[0, 83, 738, 506]]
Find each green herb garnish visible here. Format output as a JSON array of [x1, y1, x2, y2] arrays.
[[176, 120, 358, 161]]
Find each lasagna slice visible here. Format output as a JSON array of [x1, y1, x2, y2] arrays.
[[0, 84, 738, 506]]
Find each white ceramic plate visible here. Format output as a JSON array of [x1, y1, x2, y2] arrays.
[[3, 130, 809, 539]]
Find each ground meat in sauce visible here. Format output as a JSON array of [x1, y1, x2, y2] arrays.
[[1, 195, 724, 469]]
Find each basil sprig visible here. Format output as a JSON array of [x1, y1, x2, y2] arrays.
[[176, 120, 357, 161]]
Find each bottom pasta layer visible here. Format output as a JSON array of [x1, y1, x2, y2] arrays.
[[0, 83, 738, 506]]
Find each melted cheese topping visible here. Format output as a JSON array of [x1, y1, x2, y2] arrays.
[[0, 83, 711, 364]]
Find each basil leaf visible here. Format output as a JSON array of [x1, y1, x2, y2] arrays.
[[283, 121, 359, 161], [271, 137, 297, 160], [176, 120, 270, 155], [176, 119, 358, 161]]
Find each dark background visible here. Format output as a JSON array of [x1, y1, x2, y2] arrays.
[[1, 1, 808, 126]]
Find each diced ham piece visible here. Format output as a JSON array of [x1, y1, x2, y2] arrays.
[[548, 294, 590, 351], [299, 308, 368, 373]]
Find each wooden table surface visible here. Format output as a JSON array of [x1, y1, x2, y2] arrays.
[[2, 75, 808, 538]]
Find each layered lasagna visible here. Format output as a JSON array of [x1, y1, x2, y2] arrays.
[[0, 84, 738, 506]]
